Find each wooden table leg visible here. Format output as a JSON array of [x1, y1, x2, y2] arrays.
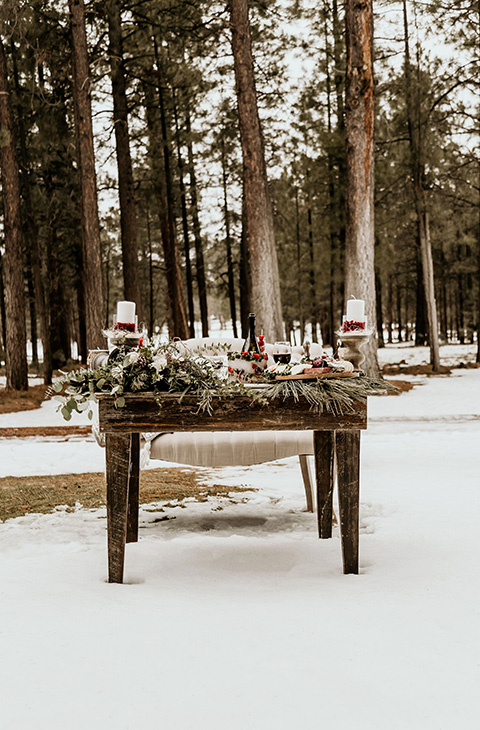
[[314, 430, 335, 538], [336, 429, 361, 574], [106, 433, 132, 583], [127, 433, 140, 543]]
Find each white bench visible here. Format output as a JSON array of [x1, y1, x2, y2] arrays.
[[145, 337, 325, 512]]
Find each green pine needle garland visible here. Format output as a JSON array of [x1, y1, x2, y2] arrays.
[[254, 375, 397, 414]]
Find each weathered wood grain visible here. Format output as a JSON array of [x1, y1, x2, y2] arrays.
[[336, 429, 361, 574], [98, 394, 367, 433], [103, 395, 367, 583], [314, 431, 336, 539], [106, 433, 131, 583], [126, 433, 140, 544]]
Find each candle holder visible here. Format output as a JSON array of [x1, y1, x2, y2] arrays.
[[102, 328, 142, 351], [87, 349, 109, 369], [336, 328, 372, 372]]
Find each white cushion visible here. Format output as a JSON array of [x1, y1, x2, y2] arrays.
[[149, 430, 314, 467], [147, 337, 320, 469]]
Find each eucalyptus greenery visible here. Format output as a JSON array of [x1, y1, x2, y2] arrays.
[[47, 342, 242, 420]]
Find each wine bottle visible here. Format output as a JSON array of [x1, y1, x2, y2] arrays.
[[242, 313, 261, 354]]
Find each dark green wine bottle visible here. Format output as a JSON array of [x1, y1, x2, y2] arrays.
[[242, 313, 261, 353]]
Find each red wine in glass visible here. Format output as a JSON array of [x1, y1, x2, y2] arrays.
[[273, 352, 291, 364]]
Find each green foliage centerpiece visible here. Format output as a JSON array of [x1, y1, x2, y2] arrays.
[[48, 341, 243, 420], [48, 340, 394, 422]]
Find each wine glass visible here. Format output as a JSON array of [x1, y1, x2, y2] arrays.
[[273, 341, 291, 365]]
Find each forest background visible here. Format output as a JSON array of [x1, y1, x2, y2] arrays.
[[0, 0, 478, 389]]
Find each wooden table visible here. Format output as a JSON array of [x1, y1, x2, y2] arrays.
[[98, 393, 367, 583]]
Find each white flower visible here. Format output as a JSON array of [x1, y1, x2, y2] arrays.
[[127, 350, 140, 365], [151, 354, 168, 373], [111, 365, 124, 379]]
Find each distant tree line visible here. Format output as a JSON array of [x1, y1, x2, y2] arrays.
[[0, 0, 478, 389]]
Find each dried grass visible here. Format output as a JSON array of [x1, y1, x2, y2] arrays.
[[0, 384, 48, 414], [0, 468, 251, 522]]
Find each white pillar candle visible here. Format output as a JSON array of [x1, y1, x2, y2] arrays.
[[346, 298, 365, 322], [116, 300, 136, 323]]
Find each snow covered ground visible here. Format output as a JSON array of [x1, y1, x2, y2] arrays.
[[1, 343, 479, 729]]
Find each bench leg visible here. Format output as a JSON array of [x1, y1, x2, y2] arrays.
[[299, 454, 314, 512], [314, 431, 335, 538], [106, 433, 132, 583], [336, 430, 361, 574]]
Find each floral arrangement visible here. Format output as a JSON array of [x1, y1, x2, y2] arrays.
[[48, 342, 242, 420], [48, 340, 395, 422]]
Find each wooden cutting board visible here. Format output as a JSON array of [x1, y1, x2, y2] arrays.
[[275, 370, 359, 380]]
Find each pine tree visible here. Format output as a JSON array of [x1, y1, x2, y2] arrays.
[[344, 0, 378, 375], [0, 35, 28, 390], [69, 0, 104, 352], [402, 0, 440, 370], [228, 0, 283, 341], [105, 0, 141, 315]]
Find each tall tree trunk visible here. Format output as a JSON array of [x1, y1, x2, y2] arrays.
[[402, 0, 440, 370], [477, 203, 480, 362], [45, 222, 70, 369], [0, 37, 28, 390], [344, 0, 378, 376], [143, 62, 188, 339], [15, 45, 52, 384], [104, 239, 111, 328], [106, 0, 141, 314], [76, 265, 87, 361], [306, 182, 318, 339], [387, 275, 393, 344], [221, 136, 238, 338], [229, 0, 283, 341], [173, 94, 195, 337], [186, 110, 209, 337], [239, 186, 251, 338], [0, 252, 6, 356], [332, 0, 345, 132], [415, 246, 427, 345], [69, 0, 104, 353], [323, 11, 338, 347], [396, 277, 403, 342], [145, 201, 155, 337], [294, 180, 304, 343], [440, 271, 448, 341], [10, 40, 38, 369], [375, 269, 385, 347], [457, 274, 465, 343], [332, 0, 347, 252]]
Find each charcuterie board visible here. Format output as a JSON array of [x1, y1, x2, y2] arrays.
[[275, 370, 359, 381]]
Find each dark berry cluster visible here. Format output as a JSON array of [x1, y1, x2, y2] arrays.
[[113, 321, 136, 333], [342, 320, 366, 332]]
